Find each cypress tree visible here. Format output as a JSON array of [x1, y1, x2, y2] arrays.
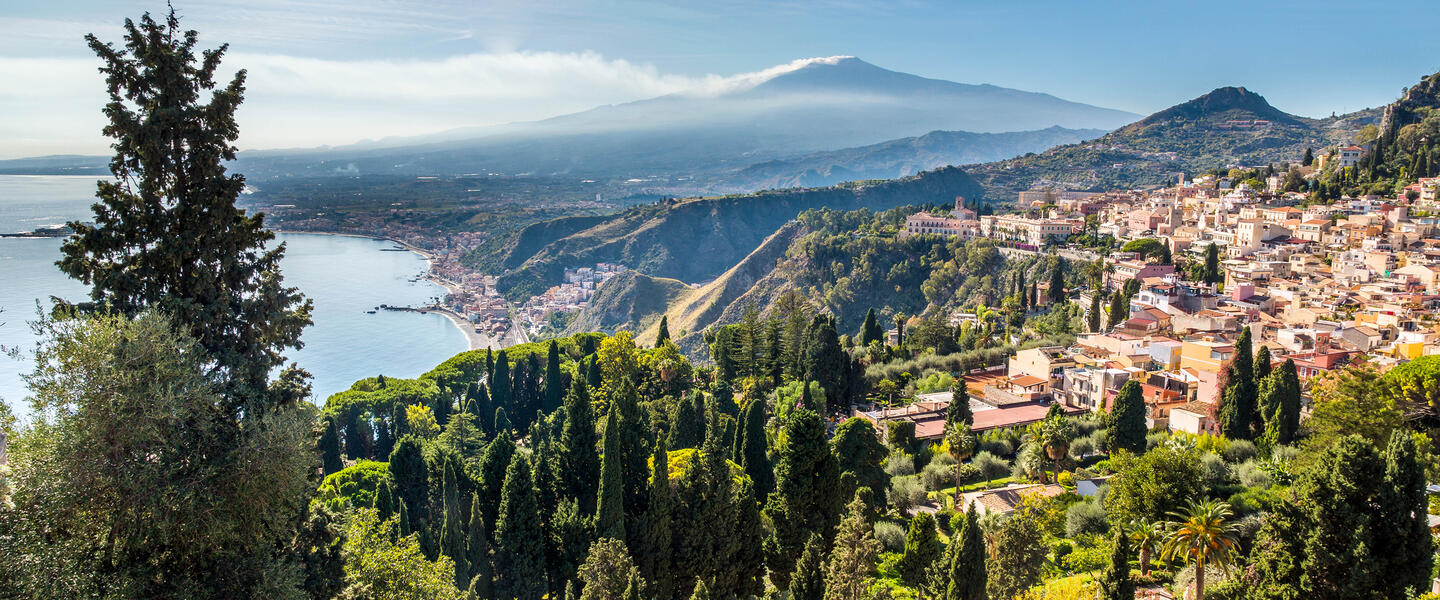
[[433, 395, 452, 428], [596, 405, 626, 542], [739, 399, 774, 497], [586, 355, 603, 390], [1019, 271, 1030, 309], [946, 505, 987, 600], [897, 512, 941, 587], [1097, 530, 1134, 600], [1048, 256, 1066, 304], [669, 393, 704, 449], [494, 407, 512, 434], [544, 340, 564, 413], [1303, 147, 1314, 166], [1254, 345, 1272, 382], [1204, 243, 1221, 284], [418, 518, 437, 561], [831, 417, 889, 510], [656, 316, 671, 347], [1378, 431, 1436, 598], [562, 377, 601, 516], [467, 493, 493, 600], [788, 534, 827, 600], [398, 502, 411, 537], [824, 494, 882, 600], [948, 383, 973, 427], [763, 408, 842, 589], [492, 349, 511, 413], [1088, 290, 1103, 332], [805, 318, 847, 404], [1106, 379, 1147, 453], [389, 436, 429, 524], [374, 483, 395, 522], [320, 417, 342, 476], [1107, 291, 1127, 328], [441, 462, 468, 587], [1219, 328, 1257, 439], [494, 453, 549, 600], [1263, 359, 1302, 446], [860, 308, 883, 346], [477, 434, 516, 537], [637, 438, 674, 599]]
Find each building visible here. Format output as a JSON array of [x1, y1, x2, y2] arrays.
[[901, 211, 978, 239], [1338, 145, 1364, 168], [1109, 259, 1177, 288], [980, 214, 1077, 247]]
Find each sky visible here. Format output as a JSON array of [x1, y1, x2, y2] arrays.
[[2, 0, 1438, 159]]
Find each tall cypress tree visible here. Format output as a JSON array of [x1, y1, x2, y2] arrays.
[[805, 318, 847, 404], [669, 393, 705, 450], [1261, 359, 1302, 446], [1088, 290, 1103, 332], [492, 349, 511, 413], [789, 534, 827, 600], [860, 308, 883, 346], [544, 340, 564, 413], [320, 417, 342, 476], [1219, 328, 1257, 440], [562, 378, 601, 516], [1204, 243, 1221, 284], [441, 462, 468, 588], [477, 434, 516, 538], [494, 452, 548, 600], [1377, 431, 1434, 598], [656, 316, 671, 347], [1097, 530, 1134, 600], [389, 436, 429, 525], [1107, 379, 1147, 453], [637, 438, 674, 599], [62, 9, 312, 413], [897, 512, 941, 587], [948, 383, 973, 427], [1048, 256, 1067, 304], [1107, 291, 1127, 328], [739, 399, 774, 497], [596, 406, 627, 542], [763, 408, 842, 589], [466, 493, 491, 599], [1254, 345, 1273, 382], [946, 505, 987, 600], [831, 417, 889, 510]]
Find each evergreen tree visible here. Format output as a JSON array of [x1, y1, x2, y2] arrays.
[[492, 349, 511, 413], [398, 501, 412, 537], [374, 483, 395, 522], [494, 407, 512, 434], [1019, 271, 1030, 309], [897, 512, 941, 587], [1219, 328, 1257, 439], [61, 10, 312, 413], [860, 308, 884, 346], [948, 382, 973, 427], [669, 392, 705, 449], [831, 417, 889, 509], [477, 434, 516, 537], [636, 438, 675, 599], [688, 580, 712, 600], [739, 399, 774, 497], [1048, 256, 1067, 304], [467, 493, 492, 600], [320, 417, 342, 476], [945, 505, 987, 600], [1107, 379, 1147, 453], [789, 534, 828, 600], [1158, 243, 1172, 265], [656, 315, 671, 347], [562, 377, 601, 516], [1203, 243, 1221, 284], [544, 340, 564, 413], [806, 318, 848, 403], [763, 408, 842, 588], [1377, 431, 1434, 598], [494, 452, 549, 600], [1097, 530, 1134, 600], [433, 395, 452, 428], [389, 436, 429, 524], [1302, 147, 1314, 166], [596, 405, 627, 542], [823, 493, 882, 600], [1107, 290, 1127, 329], [587, 355, 603, 389], [1261, 359, 1302, 446], [1254, 345, 1272, 382], [1088, 290, 1104, 332], [441, 462, 468, 588]]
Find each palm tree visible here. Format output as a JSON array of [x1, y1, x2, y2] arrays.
[[945, 423, 977, 491], [1162, 500, 1240, 600], [1024, 415, 1075, 482], [1129, 519, 1164, 577]]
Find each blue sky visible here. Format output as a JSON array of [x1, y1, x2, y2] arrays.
[[2, 0, 1437, 158]]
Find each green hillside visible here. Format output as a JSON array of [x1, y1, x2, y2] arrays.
[[561, 270, 692, 335]]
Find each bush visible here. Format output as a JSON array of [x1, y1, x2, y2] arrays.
[[1058, 539, 1110, 572], [1057, 471, 1076, 488], [1199, 452, 1232, 489], [971, 451, 1010, 485], [1221, 440, 1257, 463], [1269, 444, 1300, 462], [1069, 436, 1094, 459], [934, 507, 958, 535], [888, 475, 926, 512], [930, 451, 958, 468], [884, 453, 916, 477], [874, 521, 906, 552], [979, 438, 1014, 457], [1087, 430, 1108, 455], [1235, 460, 1272, 488], [1065, 500, 1109, 538], [1145, 431, 1170, 451], [921, 462, 953, 491]]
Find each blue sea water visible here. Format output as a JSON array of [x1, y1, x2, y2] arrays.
[[0, 175, 469, 411]]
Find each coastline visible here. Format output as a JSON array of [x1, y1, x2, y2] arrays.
[[276, 229, 501, 350]]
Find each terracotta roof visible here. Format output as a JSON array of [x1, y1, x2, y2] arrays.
[[1009, 375, 1047, 388]]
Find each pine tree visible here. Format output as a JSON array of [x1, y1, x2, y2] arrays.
[[789, 534, 828, 600], [544, 340, 564, 413], [860, 308, 883, 346], [1088, 290, 1103, 332], [494, 452, 549, 600], [1107, 379, 1147, 453], [1219, 328, 1257, 439], [62, 10, 312, 412], [946, 505, 987, 600], [739, 399, 774, 497], [1048, 256, 1067, 304], [897, 511, 941, 587], [562, 377, 601, 516], [636, 438, 675, 599], [948, 382, 974, 427], [596, 405, 627, 542], [467, 493, 493, 600], [320, 417, 342, 476], [1097, 530, 1134, 600], [656, 315, 671, 347], [824, 494, 882, 600], [763, 408, 842, 589]]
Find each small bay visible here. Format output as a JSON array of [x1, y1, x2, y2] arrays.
[[0, 175, 469, 410]]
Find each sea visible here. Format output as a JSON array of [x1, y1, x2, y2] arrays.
[[0, 175, 470, 412]]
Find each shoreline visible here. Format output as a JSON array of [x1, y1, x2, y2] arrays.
[[276, 229, 504, 350]]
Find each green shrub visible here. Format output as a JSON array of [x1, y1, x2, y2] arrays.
[[1065, 500, 1109, 538], [874, 521, 907, 552]]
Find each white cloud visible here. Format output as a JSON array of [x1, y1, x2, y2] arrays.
[[0, 49, 841, 157]]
